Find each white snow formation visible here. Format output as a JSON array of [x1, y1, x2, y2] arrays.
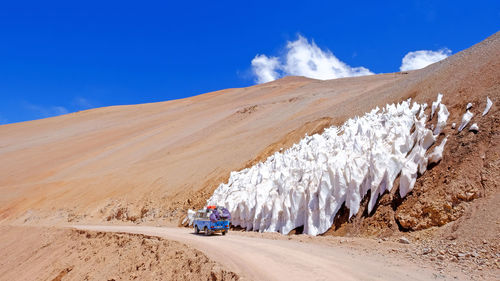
[[431, 93, 443, 119], [451, 123, 456, 129], [183, 209, 196, 225], [466, 103, 473, 110], [427, 137, 448, 166], [469, 123, 479, 132], [482, 97, 492, 116], [207, 95, 448, 235], [458, 110, 474, 132], [433, 103, 449, 135]]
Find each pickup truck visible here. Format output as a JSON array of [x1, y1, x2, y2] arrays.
[[193, 206, 230, 236]]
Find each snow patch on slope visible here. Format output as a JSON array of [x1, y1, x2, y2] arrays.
[[431, 93, 443, 119], [207, 96, 448, 235], [458, 110, 474, 132], [434, 104, 449, 135], [469, 123, 479, 132], [482, 97, 492, 116], [182, 209, 196, 225], [428, 137, 448, 165]]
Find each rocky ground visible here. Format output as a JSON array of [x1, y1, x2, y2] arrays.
[[231, 227, 499, 280]]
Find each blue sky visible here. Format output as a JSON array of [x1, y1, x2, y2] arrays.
[[0, 1, 498, 124]]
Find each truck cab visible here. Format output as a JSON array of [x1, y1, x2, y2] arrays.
[[193, 206, 230, 236]]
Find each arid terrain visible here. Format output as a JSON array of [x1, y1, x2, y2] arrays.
[[0, 31, 499, 280]]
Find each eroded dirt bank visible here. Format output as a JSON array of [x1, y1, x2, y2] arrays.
[[0, 226, 239, 281]]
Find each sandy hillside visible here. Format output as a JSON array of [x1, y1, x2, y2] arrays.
[[0, 70, 411, 224]]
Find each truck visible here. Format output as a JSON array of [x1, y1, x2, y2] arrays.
[[193, 205, 230, 236]]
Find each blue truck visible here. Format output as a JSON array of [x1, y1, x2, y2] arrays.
[[193, 206, 230, 236]]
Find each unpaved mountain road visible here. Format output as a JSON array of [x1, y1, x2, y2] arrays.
[[74, 225, 446, 281]]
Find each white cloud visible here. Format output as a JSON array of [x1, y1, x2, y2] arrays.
[[282, 36, 373, 80], [25, 103, 69, 118], [73, 97, 95, 110], [251, 35, 373, 84], [400, 49, 451, 71], [251, 55, 280, 84], [51, 106, 69, 115]]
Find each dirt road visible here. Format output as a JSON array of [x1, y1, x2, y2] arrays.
[[75, 225, 443, 281]]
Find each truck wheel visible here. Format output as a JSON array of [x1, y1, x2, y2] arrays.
[[195, 225, 199, 234], [204, 227, 209, 236], [222, 230, 226, 236]]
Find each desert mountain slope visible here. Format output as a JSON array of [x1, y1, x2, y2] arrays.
[[0, 32, 498, 226]]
